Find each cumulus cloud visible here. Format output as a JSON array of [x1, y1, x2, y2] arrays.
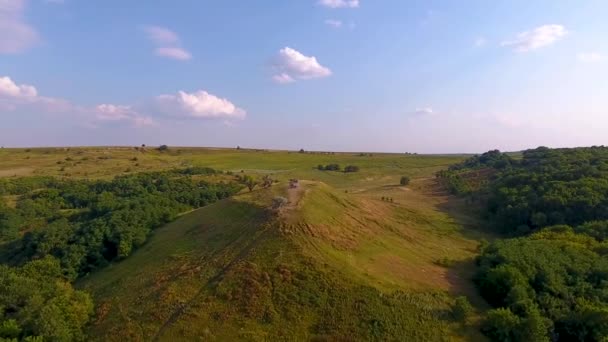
[[325, 19, 343, 28], [1, 76, 243, 128], [0, 0, 39, 54], [501, 24, 567, 52], [155, 90, 246, 119], [0, 76, 37, 98], [155, 47, 192, 60], [142, 25, 192, 61], [318, 0, 359, 9], [272, 47, 332, 83], [578, 52, 603, 63]]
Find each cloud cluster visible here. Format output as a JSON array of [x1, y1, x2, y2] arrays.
[[318, 0, 359, 9], [0, 0, 39, 54], [2, 75, 244, 127], [501, 24, 567, 52], [142, 25, 192, 61], [272, 47, 332, 84]]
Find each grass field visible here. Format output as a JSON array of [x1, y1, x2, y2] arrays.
[[1, 146, 489, 340]]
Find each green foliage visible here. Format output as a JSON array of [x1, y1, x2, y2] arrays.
[[0, 169, 241, 278], [452, 296, 473, 322], [400, 176, 410, 186], [476, 230, 608, 340], [343, 165, 360, 173], [158, 144, 169, 151], [318, 164, 341, 171], [0, 257, 93, 341], [239, 175, 258, 192]]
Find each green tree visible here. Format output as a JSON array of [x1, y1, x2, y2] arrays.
[[400, 176, 410, 186]]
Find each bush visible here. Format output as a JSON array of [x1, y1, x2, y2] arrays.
[[452, 296, 473, 322], [481, 308, 521, 341], [272, 197, 288, 210], [400, 176, 410, 186], [158, 145, 169, 151], [344, 165, 360, 173]]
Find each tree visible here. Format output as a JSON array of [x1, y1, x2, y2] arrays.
[[241, 175, 257, 192], [400, 176, 410, 186], [481, 308, 521, 341], [261, 175, 274, 188], [158, 145, 169, 151], [317, 165, 325, 171], [452, 296, 473, 322], [344, 165, 360, 173]]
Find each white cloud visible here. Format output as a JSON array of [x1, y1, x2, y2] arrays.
[[0, 0, 39, 54], [142, 25, 192, 61], [272, 73, 295, 84], [155, 47, 192, 60], [0, 76, 37, 98], [413, 108, 434, 115], [272, 47, 332, 83], [325, 19, 343, 28], [318, 0, 359, 8], [474, 37, 486, 47], [142, 25, 180, 45], [95, 104, 155, 126], [156, 90, 246, 119], [501, 24, 567, 52], [578, 52, 603, 63]]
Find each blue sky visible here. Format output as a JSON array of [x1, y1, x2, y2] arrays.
[[1, 0, 607, 153]]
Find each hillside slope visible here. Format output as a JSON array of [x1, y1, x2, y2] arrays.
[[80, 181, 485, 341]]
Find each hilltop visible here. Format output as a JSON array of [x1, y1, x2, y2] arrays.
[[79, 176, 487, 340]]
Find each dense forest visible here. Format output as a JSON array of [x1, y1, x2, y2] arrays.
[[0, 168, 241, 340], [440, 147, 608, 341]]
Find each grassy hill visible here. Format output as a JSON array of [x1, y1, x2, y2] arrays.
[[79, 178, 488, 341], [1, 147, 490, 340]]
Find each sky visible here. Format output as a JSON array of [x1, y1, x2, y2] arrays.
[[1, 0, 608, 153]]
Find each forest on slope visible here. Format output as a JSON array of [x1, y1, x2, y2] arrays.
[[440, 146, 608, 341]]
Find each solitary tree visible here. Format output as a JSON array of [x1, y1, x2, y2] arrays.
[[158, 145, 169, 151], [262, 175, 274, 188], [400, 176, 411, 186], [241, 175, 257, 192]]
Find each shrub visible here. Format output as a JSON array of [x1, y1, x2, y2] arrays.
[[452, 296, 473, 322], [344, 165, 360, 173], [400, 176, 410, 186], [158, 145, 169, 151]]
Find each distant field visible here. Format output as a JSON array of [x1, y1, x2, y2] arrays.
[[0, 146, 464, 185]]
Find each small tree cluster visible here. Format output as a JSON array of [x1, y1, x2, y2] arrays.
[[344, 165, 360, 173], [317, 164, 341, 171]]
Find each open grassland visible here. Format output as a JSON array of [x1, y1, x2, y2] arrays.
[[2, 146, 488, 340], [0, 146, 463, 185]]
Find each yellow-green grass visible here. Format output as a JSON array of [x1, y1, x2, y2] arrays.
[[0, 147, 464, 189], [3, 146, 489, 340], [80, 179, 488, 341]]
